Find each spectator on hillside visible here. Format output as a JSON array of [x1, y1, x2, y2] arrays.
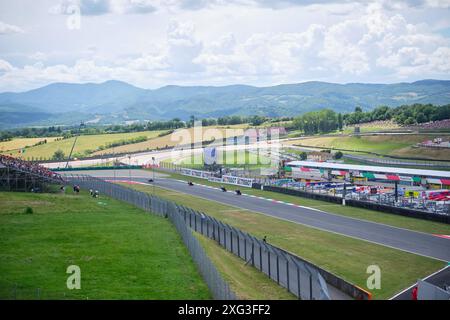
[[0, 155, 63, 182]]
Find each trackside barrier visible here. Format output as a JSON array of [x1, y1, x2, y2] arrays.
[[53, 165, 142, 172], [346, 199, 450, 224], [255, 184, 450, 224], [65, 174, 349, 300], [178, 167, 254, 188]]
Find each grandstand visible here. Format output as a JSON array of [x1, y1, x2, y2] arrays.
[[0, 155, 64, 192]]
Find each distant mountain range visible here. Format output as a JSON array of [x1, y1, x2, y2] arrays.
[[1, 79, 450, 129]]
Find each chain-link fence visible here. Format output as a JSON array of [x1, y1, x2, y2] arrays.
[[177, 204, 330, 300], [66, 174, 332, 300]]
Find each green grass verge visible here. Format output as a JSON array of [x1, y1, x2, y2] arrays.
[[175, 150, 272, 169], [0, 191, 210, 300], [194, 233, 296, 300], [154, 170, 450, 235], [120, 182, 446, 300]]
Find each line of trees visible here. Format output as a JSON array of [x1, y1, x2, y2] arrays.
[[2, 103, 449, 140], [292, 103, 450, 134], [293, 109, 343, 135], [344, 103, 450, 126]]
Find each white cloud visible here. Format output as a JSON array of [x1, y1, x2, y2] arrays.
[[1, 0, 449, 91], [0, 59, 14, 75], [29, 52, 48, 62], [424, 0, 450, 8], [166, 20, 203, 72], [0, 21, 24, 35]]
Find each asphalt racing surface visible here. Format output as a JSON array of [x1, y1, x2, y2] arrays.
[[66, 169, 450, 262], [391, 266, 450, 300]]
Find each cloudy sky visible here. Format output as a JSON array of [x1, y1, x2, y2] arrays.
[[0, 0, 449, 92]]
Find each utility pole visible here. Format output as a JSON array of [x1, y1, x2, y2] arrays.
[[65, 122, 84, 169], [152, 156, 156, 195], [128, 155, 131, 182]]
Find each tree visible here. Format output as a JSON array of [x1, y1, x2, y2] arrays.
[[293, 109, 338, 135], [338, 113, 343, 131], [52, 149, 66, 161], [334, 151, 343, 159], [416, 112, 427, 124], [250, 115, 266, 126], [299, 152, 307, 160]]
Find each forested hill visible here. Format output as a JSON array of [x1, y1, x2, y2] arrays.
[[0, 79, 449, 128]]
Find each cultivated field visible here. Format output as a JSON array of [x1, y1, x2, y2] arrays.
[[0, 191, 209, 299], [0, 137, 61, 153], [4, 131, 165, 160], [122, 182, 445, 300], [92, 125, 250, 156]]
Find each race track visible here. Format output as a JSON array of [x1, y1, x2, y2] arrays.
[[65, 169, 450, 262]]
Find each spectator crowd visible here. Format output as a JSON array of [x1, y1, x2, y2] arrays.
[[409, 119, 450, 130], [0, 155, 63, 181]]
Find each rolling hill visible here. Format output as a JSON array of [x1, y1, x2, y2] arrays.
[[0, 79, 449, 128]]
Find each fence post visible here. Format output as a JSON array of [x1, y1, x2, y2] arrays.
[[286, 258, 290, 292], [251, 241, 254, 266], [276, 253, 280, 284]]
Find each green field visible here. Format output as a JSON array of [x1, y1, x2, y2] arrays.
[[195, 233, 296, 300], [121, 182, 445, 300], [176, 150, 272, 169], [0, 191, 210, 299], [0, 137, 61, 153], [284, 134, 450, 160], [154, 170, 450, 235], [4, 131, 165, 160]]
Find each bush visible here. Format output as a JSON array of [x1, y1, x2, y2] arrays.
[[24, 207, 33, 214], [52, 149, 66, 161], [334, 151, 343, 159]]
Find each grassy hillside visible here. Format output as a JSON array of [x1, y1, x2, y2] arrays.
[[92, 125, 249, 156], [0, 137, 61, 153], [284, 134, 450, 160], [0, 191, 210, 299], [3, 131, 164, 160], [343, 120, 401, 133]]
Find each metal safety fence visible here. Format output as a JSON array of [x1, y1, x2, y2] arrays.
[[66, 174, 332, 300]]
